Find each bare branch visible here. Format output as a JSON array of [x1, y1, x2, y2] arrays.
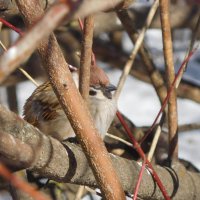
[[147, 126, 161, 161], [159, 0, 178, 161], [178, 123, 200, 133]]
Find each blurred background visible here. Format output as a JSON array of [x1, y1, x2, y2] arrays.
[[0, 0, 200, 199]]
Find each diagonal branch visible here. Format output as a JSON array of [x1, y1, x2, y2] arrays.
[[115, 0, 160, 99], [14, 1, 125, 199], [117, 6, 167, 104]]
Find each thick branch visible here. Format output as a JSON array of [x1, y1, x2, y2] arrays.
[[0, 105, 200, 199], [15, 1, 125, 200]]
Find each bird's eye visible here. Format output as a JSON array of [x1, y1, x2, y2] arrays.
[[89, 90, 97, 96]]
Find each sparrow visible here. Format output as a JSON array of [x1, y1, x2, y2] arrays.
[[23, 65, 117, 141]]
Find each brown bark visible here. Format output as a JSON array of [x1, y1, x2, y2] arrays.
[[160, 0, 178, 161], [0, 105, 200, 199], [0, 0, 199, 31], [79, 15, 94, 100]]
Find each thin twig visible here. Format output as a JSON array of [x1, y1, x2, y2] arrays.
[[114, 0, 159, 99], [18, 68, 39, 86], [0, 18, 23, 35], [0, 40, 39, 86], [0, 19, 38, 86], [147, 126, 161, 161], [133, 160, 146, 200], [178, 123, 200, 133], [160, 0, 178, 161], [106, 133, 133, 147]]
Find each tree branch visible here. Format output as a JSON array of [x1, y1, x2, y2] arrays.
[[79, 15, 94, 100], [160, 0, 178, 161], [0, 105, 200, 199]]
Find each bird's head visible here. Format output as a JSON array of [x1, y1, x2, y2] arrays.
[[88, 65, 116, 100]]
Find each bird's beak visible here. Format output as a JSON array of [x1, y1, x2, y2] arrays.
[[105, 84, 117, 92], [103, 84, 116, 99]]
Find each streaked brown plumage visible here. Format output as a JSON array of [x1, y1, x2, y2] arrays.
[[23, 67, 117, 141]]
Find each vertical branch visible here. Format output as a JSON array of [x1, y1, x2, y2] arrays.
[[79, 15, 94, 100], [15, 1, 125, 200], [78, 16, 94, 199], [159, 0, 178, 161]]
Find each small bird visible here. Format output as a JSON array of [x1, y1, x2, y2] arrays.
[[23, 65, 117, 141]]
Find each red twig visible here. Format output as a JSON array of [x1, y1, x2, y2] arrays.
[[117, 111, 170, 200], [0, 18, 23, 35], [140, 48, 197, 144], [78, 17, 84, 31], [133, 160, 146, 200], [116, 112, 145, 158], [0, 163, 49, 200]]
